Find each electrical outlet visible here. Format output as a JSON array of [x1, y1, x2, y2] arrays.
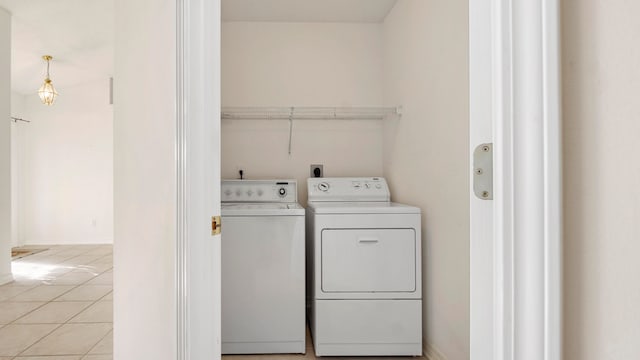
[[310, 164, 323, 178]]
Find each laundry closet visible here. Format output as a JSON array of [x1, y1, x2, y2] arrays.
[[220, 1, 469, 359]]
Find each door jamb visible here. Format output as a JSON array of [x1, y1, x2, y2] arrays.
[[470, 0, 562, 359], [176, 0, 222, 359]]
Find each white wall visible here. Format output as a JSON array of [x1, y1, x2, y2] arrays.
[[15, 78, 113, 245], [0, 7, 12, 284], [222, 22, 385, 204], [382, 1, 469, 359], [562, 1, 640, 359], [113, 0, 176, 358], [10, 92, 26, 248]]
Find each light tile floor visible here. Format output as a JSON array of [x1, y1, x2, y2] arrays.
[[0, 245, 112, 360], [2, 245, 422, 360]]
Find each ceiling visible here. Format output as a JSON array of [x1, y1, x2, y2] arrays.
[[222, 0, 397, 23], [1, 0, 396, 96], [0, 0, 113, 95]]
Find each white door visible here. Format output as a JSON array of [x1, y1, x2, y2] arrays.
[[469, 1, 562, 360]]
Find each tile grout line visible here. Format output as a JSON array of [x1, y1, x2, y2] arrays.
[[67, 300, 110, 324], [83, 326, 113, 358], [4, 284, 82, 326], [8, 284, 79, 302], [3, 301, 58, 326], [12, 322, 64, 358]]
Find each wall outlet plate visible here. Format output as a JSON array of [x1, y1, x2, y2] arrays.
[[310, 164, 323, 178]]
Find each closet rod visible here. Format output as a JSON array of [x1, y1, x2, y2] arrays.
[[10, 116, 30, 123], [221, 106, 401, 120]]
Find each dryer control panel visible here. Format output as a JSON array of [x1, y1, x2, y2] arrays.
[[222, 180, 297, 203], [308, 177, 390, 202]]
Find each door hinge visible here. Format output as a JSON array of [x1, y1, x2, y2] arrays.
[[473, 143, 493, 200], [211, 216, 222, 236]]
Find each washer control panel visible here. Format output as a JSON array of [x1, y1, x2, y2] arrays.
[[222, 180, 297, 203], [308, 177, 390, 202]]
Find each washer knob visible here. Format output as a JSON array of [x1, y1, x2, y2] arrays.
[[318, 182, 330, 192], [278, 187, 287, 197]]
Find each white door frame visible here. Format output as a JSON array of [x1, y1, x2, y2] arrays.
[[470, 0, 562, 359], [173, 0, 561, 358], [176, 0, 222, 359]]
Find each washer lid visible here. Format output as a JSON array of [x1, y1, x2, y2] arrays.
[[307, 201, 421, 214], [222, 202, 305, 216]]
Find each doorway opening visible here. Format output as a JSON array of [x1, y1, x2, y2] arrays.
[[219, 1, 469, 359], [1, 0, 114, 357]]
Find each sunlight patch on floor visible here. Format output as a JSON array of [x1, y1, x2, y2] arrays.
[[11, 261, 74, 280]]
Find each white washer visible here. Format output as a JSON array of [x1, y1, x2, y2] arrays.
[[222, 180, 305, 354], [306, 177, 422, 356]]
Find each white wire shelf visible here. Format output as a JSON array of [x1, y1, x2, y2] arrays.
[[221, 106, 401, 155], [221, 106, 401, 120]]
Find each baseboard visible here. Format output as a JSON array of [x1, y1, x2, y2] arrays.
[[424, 343, 447, 360], [0, 272, 14, 286], [20, 241, 114, 246]]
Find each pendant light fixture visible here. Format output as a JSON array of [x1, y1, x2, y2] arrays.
[[38, 55, 58, 105]]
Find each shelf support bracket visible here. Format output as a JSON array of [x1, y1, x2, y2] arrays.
[[288, 107, 294, 155]]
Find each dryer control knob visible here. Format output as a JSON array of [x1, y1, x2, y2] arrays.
[[318, 182, 330, 192], [278, 187, 287, 197]]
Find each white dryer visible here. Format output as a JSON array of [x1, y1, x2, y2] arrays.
[[306, 177, 422, 356], [222, 180, 305, 354]]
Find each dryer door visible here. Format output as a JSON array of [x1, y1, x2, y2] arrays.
[[321, 229, 416, 293]]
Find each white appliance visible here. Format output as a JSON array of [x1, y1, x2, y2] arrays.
[[222, 180, 305, 354], [306, 177, 422, 356]]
